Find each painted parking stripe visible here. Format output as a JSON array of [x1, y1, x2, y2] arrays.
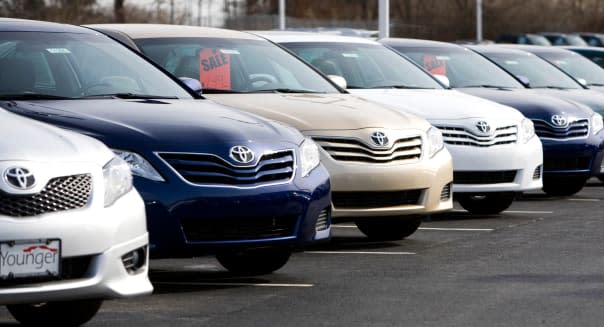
[[452, 209, 553, 214], [305, 251, 415, 255], [153, 281, 314, 288], [567, 198, 600, 202], [419, 227, 493, 232]]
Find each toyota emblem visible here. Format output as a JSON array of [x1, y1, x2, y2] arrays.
[[551, 114, 568, 127], [4, 167, 36, 190], [475, 121, 491, 135], [229, 146, 255, 164], [370, 131, 389, 147]]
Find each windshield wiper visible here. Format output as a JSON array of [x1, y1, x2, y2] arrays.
[[587, 83, 604, 87], [201, 88, 246, 94], [369, 85, 434, 89], [459, 84, 511, 89], [0, 93, 75, 100], [533, 86, 571, 90], [254, 88, 321, 93], [80, 93, 178, 99]]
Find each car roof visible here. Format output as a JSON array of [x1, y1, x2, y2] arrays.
[[563, 45, 604, 52], [86, 24, 264, 41], [0, 17, 95, 34], [252, 30, 379, 45], [379, 37, 461, 49]]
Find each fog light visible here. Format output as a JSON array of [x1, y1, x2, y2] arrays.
[[315, 208, 331, 232], [440, 183, 452, 201], [533, 165, 542, 180], [122, 246, 147, 274]]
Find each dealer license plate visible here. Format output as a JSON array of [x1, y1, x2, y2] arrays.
[[0, 240, 61, 279]]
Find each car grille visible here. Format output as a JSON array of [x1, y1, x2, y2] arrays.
[[454, 171, 517, 184], [434, 125, 517, 147], [180, 215, 299, 242], [0, 174, 92, 217], [532, 119, 589, 139], [158, 150, 294, 186], [544, 157, 591, 170], [0, 255, 93, 286], [312, 136, 422, 164], [332, 190, 423, 209]]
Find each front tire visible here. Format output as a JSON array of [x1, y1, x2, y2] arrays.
[[456, 192, 515, 214], [354, 216, 421, 241], [543, 177, 587, 196], [216, 249, 292, 275], [7, 299, 103, 326]]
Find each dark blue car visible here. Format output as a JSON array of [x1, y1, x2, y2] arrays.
[[382, 38, 604, 193], [0, 18, 331, 275]]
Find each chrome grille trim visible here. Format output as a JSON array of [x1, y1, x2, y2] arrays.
[[532, 119, 589, 140], [312, 136, 422, 164], [435, 125, 518, 147]]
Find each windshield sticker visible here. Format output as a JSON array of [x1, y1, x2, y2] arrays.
[[46, 48, 71, 54], [220, 49, 240, 55], [199, 48, 231, 89], [423, 55, 447, 75], [342, 53, 359, 58]]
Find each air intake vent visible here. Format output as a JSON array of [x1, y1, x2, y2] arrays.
[[532, 119, 589, 139], [544, 157, 590, 171], [533, 165, 542, 180], [181, 215, 299, 242], [0, 174, 92, 217], [159, 150, 294, 186], [440, 183, 452, 201], [332, 190, 423, 209], [434, 125, 517, 147], [454, 171, 517, 184], [315, 208, 330, 232], [312, 136, 422, 164]]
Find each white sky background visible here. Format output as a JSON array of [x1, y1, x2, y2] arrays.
[[97, 0, 227, 26]]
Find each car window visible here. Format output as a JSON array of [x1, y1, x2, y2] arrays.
[[282, 42, 443, 89], [540, 52, 604, 85], [484, 52, 583, 89], [395, 46, 524, 89], [135, 37, 340, 93], [0, 32, 193, 99]]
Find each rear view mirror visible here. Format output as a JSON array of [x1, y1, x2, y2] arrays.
[[179, 77, 203, 94], [432, 74, 450, 88], [577, 78, 587, 87], [328, 75, 347, 89]]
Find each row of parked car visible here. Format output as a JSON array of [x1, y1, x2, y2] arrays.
[[1, 18, 604, 325]]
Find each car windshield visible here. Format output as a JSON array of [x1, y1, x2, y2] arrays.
[[134, 37, 340, 94], [527, 35, 552, 46], [281, 42, 443, 89], [483, 52, 583, 89], [538, 52, 604, 86], [393, 46, 524, 89], [0, 32, 193, 99]]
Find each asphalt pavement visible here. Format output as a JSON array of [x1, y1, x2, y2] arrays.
[[1, 179, 602, 326]]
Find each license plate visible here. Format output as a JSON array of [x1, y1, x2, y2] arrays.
[[0, 240, 61, 279]]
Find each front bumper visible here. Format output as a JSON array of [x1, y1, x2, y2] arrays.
[[541, 132, 604, 178], [0, 190, 152, 305], [138, 165, 331, 258], [448, 136, 543, 193]]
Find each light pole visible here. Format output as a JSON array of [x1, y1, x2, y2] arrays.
[[476, 0, 483, 43], [378, 0, 389, 38], [279, 0, 285, 30]]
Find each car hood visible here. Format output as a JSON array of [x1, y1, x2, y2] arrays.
[[461, 88, 596, 119], [348, 89, 525, 121], [207, 93, 431, 132], [0, 108, 112, 164], [2, 99, 303, 153], [529, 89, 604, 116]]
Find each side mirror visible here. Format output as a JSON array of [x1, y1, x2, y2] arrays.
[[179, 77, 203, 94], [577, 78, 587, 87], [516, 75, 530, 87], [328, 75, 347, 89], [432, 74, 450, 88]]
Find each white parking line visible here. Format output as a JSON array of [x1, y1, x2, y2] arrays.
[[452, 209, 553, 214], [305, 251, 415, 255], [567, 198, 600, 202], [154, 282, 314, 288], [419, 227, 493, 232]]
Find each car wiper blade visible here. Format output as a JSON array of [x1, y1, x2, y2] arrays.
[[369, 85, 434, 89], [533, 86, 571, 90], [587, 83, 604, 87], [80, 93, 178, 99], [255, 88, 321, 93], [460, 84, 510, 89], [0, 93, 75, 100], [200, 88, 246, 94]]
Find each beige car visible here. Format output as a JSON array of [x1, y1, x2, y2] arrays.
[[89, 24, 453, 240]]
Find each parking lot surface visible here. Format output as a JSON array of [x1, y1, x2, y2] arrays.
[[1, 180, 602, 326]]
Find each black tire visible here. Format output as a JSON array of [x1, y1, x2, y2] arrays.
[[354, 216, 421, 241], [543, 177, 587, 196], [456, 192, 515, 215], [598, 175, 604, 183], [7, 299, 103, 326], [216, 249, 291, 275]]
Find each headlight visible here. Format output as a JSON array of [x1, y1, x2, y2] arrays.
[[113, 149, 165, 182], [299, 137, 320, 177], [427, 127, 444, 158], [103, 156, 133, 207], [592, 113, 603, 135], [520, 118, 535, 143]]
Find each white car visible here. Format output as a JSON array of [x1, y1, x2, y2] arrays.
[[259, 32, 544, 214], [0, 109, 152, 325]]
